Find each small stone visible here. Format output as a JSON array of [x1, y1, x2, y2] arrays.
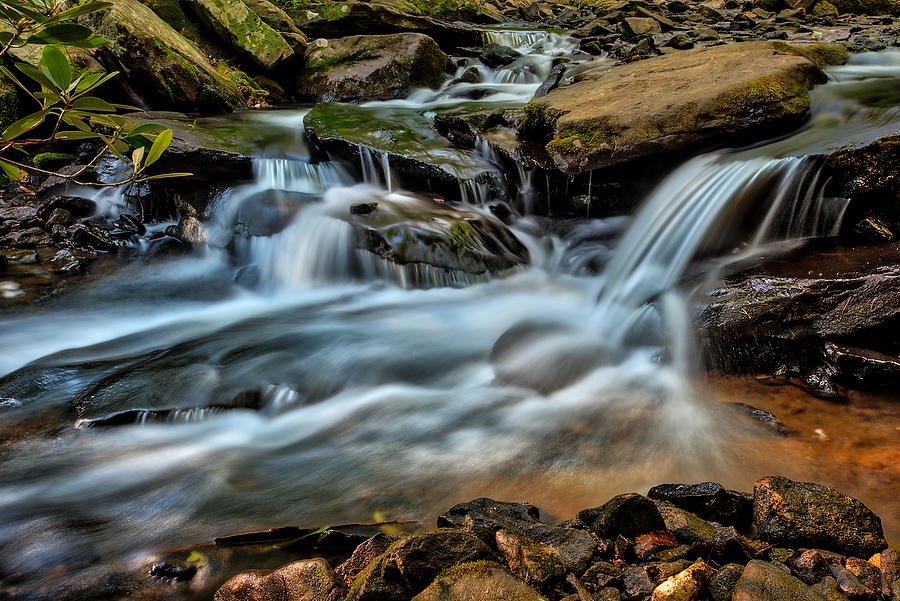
[[651, 561, 715, 601], [437, 498, 541, 544], [635, 532, 678, 560], [583, 561, 622, 590], [621, 16, 663, 38], [495, 529, 565, 585], [828, 564, 875, 600], [844, 557, 882, 593], [654, 501, 716, 545], [1, 226, 53, 248], [791, 549, 847, 585], [350, 202, 378, 216], [0, 249, 39, 265], [666, 33, 694, 48], [577, 494, 666, 539], [150, 561, 197, 581], [623, 565, 656, 599], [479, 44, 522, 68], [46, 249, 84, 274], [733, 560, 828, 601], [710, 563, 745, 601], [336, 534, 392, 586], [648, 482, 754, 528], [812, 576, 850, 601], [46, 208, 74, 227], [524, 525, 598, 575]]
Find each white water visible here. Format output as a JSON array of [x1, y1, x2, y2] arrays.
[[1, 44, 899, 592]]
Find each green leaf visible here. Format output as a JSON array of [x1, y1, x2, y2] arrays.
[[63, 33, 106, 49], [71, 96, 115, 112], [57, 130, 100, 140], [3, 0, 47, 23], [40, 45, 71, 90], [27, 23, 95, 45], [138, 172, 193, 180], [42, 2, 111, 26], [2, 107, 52, 140], [143, 128, 172, 167], [0, 159, 28, 181], [99, 133, 128, 165], [61, 114, 92, 131], [91, 114, 126, 128], [15, 61, 55, 90], [0, 31, 15, 46], [126, 123, 166, 136]]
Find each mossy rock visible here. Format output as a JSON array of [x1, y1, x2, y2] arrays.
[[295, 32, 451, 102], [81, 0, 244, 111], [828, 0, 900, 13], [183, 0, 295, 70], [522, 41, 827, 174], [412, 561, 548, 601]]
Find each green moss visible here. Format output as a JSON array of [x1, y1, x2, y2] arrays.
[[404, 0, 483, 17], [32, 153, 70, 169], [433, 561, 506, 583], [714, 75, 811, 118], [772, 41, 849, 67], [546, 116, 616, 156], [518, 103, 562, 144], [306, 48, 375, 71], [217, 64, 269, 98], [409, 37, 451, 88], [140, 0, 205, 43]]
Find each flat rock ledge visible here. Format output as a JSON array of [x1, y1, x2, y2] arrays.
[[200, 477, 894, 601], [520, 41, 846, 174]]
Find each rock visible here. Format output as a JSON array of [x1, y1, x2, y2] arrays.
[[648, 482, 754, 528], [727, 403, 790, 436], [826, 134, 900, 203], [523, 525, 598, 575], [710, 563, 745, 601], [0, 205, 39, 222], [813, 576, 852, 601], [844, 558, 882, 595], [346, 530, 495, 601], [876, 548, 900, 598], [791, 549, 847, 585], [479, 44, 521, 68], [149, 561, 197, 581], [753, 476, 887, 557], [241, 0, 308, 52], [651, 561, 715, 601], [825, 342, 900, 388], [38, 196, 96, 219], [336, 533, 393, 585], [583, 561, 623, 590], [296, 33, 450, 102], [438, 498, 541, 543], [183, 0, 295, 70], [495, 529, 565, 585], [46, 208, 74, 228], [46, 249, 84, 273], [828, 564, 876, 600], [303, 102, 497, 194], [621, 16, 663, 37], [174, 215, 207, 245], [635, 532, 678, 561], [711, 525, 757, 563], [813, 0, 841, 15], [0, 226, 52, 248], [734, 560, 828, 601], [0, 249, 39, 265], [521, 41, 832, 174], [623, 565, 657, 599], [666, 33, 695, 48], [654, 501, 717, 545], [82, 0, 243, 111], [411, 561, 547, 601], [214, 558, 345, 601], [575, 494, 667, 539]]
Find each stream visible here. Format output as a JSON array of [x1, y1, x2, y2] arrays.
[[1, 30, 900, 591]]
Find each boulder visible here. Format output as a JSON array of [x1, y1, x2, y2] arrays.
[[621, 16, 663, 37], [411, 561, 548, 601], [241, 0, 308, 51], [346, 530, 495, 601], [495, 529, 566, 585], [479, 44, 522, 68], [520, 41, 839, 174], [183, 0, 296, 70], [83, 0, 243, 111], [709, 563, 746, 601], [753, 476, 887, 557], [574, 494, 667, 539], [653, 501, 716, 545], [296, 33, 451, 102], [733, 560, 828, 601], [213, 558, 345, 601], [437, 498, 542, 544], [648, 482, 754, 529], [336, 534, 394, 585], [824, 342, 900, 388], [523, 525, 598, 575]]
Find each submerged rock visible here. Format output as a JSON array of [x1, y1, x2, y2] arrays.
[[520, 41, 844, 174], [753, 476, 887, 557], [296, 33, 451, 102]]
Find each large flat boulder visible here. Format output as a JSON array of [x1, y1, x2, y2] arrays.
[[295, 32, 451, 102], [183, 0, 295, 70], [84, 0, 244, 111], [521, 41, 836, 174]]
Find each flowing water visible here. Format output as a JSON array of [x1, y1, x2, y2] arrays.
[[2, 36, 900, 592]]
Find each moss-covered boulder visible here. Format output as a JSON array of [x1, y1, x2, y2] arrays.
[[83, 0, 244, 111], [213, 558, 345, 601], [183, 0, 295, 70], [753, 476, 887, 557], [303, 102, 497, 196], [412, 561, 548, 601], [733, 560, 828, 601], [521, 41, 845, 174], [242, 0, 308, 52], [296, 32, 450, 102]]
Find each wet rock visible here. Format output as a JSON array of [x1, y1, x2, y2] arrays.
[[38, 195, 97, 219], [829, 564, 876, 600], [524, 525, 598, 575], [666, 33, 695, 48], [575, 494, 667, 539], [296, 33, 451, 102], [711, 525, 758, 562], [584, 560, 623, 589], [651, 561, 715, 601], [791, 549, 847, 585], [534, 63, 568, 98], [81, 0, 243, 111], [346, 530, 495, 601], [183, 0, 294, 70], [826, 134, 900, 203], [149, 560, 197, 581], [753, 476, 887, 557], [438, 498, 541, 544], [621, 16, 663, 37], [825, 342, 900, 388], [174, 215, 207, 246], [0, 248, 39, 265], [479, 43, 522, 68], [648, 482, 754, 528], [1, 226, 53, 248], [623, 565, 657, 599], [654, 501, 717, 545], [214, 558, 344, 601], [336, 533, 393, 586], [635, 532, 678, 561], [451, 66, 480, 85], [411, 561, 547, 601], [46, 208, 74, 228], [495, 529, 565, 585], [813, 576, 852, 601], [798, 364, 845, 400], [522, 41, 830, 174], [710, 563, 746, 601], [0, 205, 39, 222], [734, 560, 828, 601], [649, 559, 694, 583], [844, 558, 882, 594], [46, 249, 84, 274], [727, 403, 790, 436]]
